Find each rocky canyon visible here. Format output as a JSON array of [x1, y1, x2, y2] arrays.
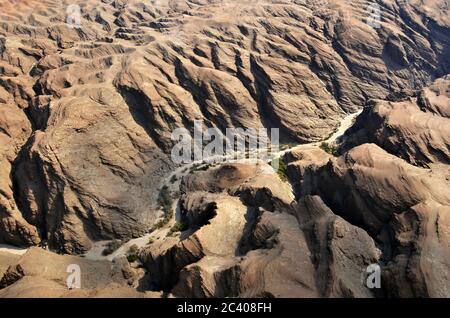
[[0, 0, 449, 298]]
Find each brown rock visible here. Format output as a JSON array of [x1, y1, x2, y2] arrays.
[[341, 77, 450, 166], [142, 163, 381, 297], [287, 144, 450, 297]]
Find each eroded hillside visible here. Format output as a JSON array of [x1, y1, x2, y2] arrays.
[[0, 0, 449, 298]]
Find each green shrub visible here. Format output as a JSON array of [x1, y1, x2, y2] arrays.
[[102, 239, 122, 256], [154, 219, 166, 229], [320, 142, 338, 156], [167, 222, 188, 237], [126, 244, 139, 263], [172, 222, 188, 232], [278, 159, 288, 182], [189, 163, 211, 173], [189, 164, 199, 173], [157, 185, 172, 209], [198, 164, 211, 171], [270, 157, 288, 182], [127, 244, 139, 255], [150, 186, 175, 232], [127, 254, 138, 262]]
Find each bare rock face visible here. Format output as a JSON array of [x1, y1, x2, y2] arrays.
[[12, 95, 172, 253], [0, 277, 152, 298], [310, 76, 450, 297], [167, 82, 450, 298], [294, 195, 382, 298], [0, 251, 20, 278], [383, 200, 450, 298], [142, 191, 249, 293], [0, 246, 153, 297], [286, 143, 450, 297], [0, 0, 449, 299], [0, 0, 449, 252], [418, 75, 450, 117], [140, 163, 381, 297], [291, 144, 450, 234], [0, 101, 40, 247], [341, 76, 450, 167], [0, 276, 71, 298], [0, 247, 129, 288]]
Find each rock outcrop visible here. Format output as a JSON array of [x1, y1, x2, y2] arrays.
[[140, 163, 381, 297], [286, 143, 450, 297], [138, 108, 450, 297], [0, 246, 155, 297], [341, 76, 450, 167], [0, 251, 20, 278], [0, 0, 449, 299], [1, 0, 449, 252]]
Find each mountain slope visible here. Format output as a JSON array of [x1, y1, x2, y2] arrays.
[[0, 0, 449, 253]]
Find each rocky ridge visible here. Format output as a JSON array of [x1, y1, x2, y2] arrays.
[[0, 0, 449, 252], [0, 0, 449, 298]]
